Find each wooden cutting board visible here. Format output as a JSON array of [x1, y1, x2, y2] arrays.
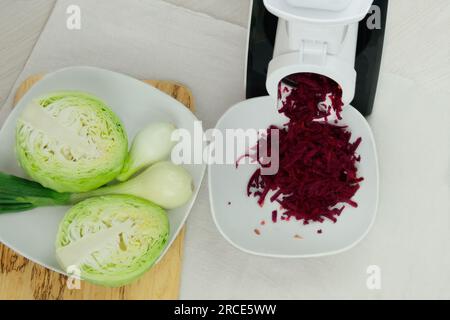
[[0, 75, 193, 300]]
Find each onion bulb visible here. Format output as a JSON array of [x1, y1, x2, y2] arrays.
[[117, 122, 177, 181]]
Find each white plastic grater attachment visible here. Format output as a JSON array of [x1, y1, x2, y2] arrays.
[[286, 0, 352, 12], [263, 0, 373, 105]]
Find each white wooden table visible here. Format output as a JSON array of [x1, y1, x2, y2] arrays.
[[0, 0, 449, 299], [0, 0, 249, 107]]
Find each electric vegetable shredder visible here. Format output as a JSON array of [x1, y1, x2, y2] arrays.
[[246, 0, 388, 116], [208, 0, 382, 257]]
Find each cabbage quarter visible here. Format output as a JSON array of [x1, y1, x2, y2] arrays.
[[16, 92, 128, 192], [56, 195, 169, 287]]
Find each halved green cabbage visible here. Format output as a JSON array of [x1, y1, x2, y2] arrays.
[[55, 195, 169, 287], [16, 91, 128, 193]]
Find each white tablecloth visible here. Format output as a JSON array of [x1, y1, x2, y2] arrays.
[[0, 0, 449, 299]]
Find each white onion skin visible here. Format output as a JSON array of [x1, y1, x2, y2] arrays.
[[117, 123, 177, 182], [77, 161, 194, 210]]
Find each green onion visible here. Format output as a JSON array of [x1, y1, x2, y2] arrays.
[[0, 161, 193, 214], [0, 172, 71, 213]]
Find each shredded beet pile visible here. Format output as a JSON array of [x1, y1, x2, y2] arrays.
[[245, 73, 364, 224]]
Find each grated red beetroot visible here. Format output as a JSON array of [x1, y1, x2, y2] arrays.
[[245, 73, 363, 224]]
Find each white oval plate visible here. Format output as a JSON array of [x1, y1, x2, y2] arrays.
[[0, 66, 206, 273], [209, 96, 378, 258]]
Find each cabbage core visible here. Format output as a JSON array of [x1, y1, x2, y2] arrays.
[[16, 92, 128, 192], [55, 195, 169, 287]]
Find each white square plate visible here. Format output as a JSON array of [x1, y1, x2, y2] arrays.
[[0, 66, 205, 273], [209, 96, 378, 257]]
